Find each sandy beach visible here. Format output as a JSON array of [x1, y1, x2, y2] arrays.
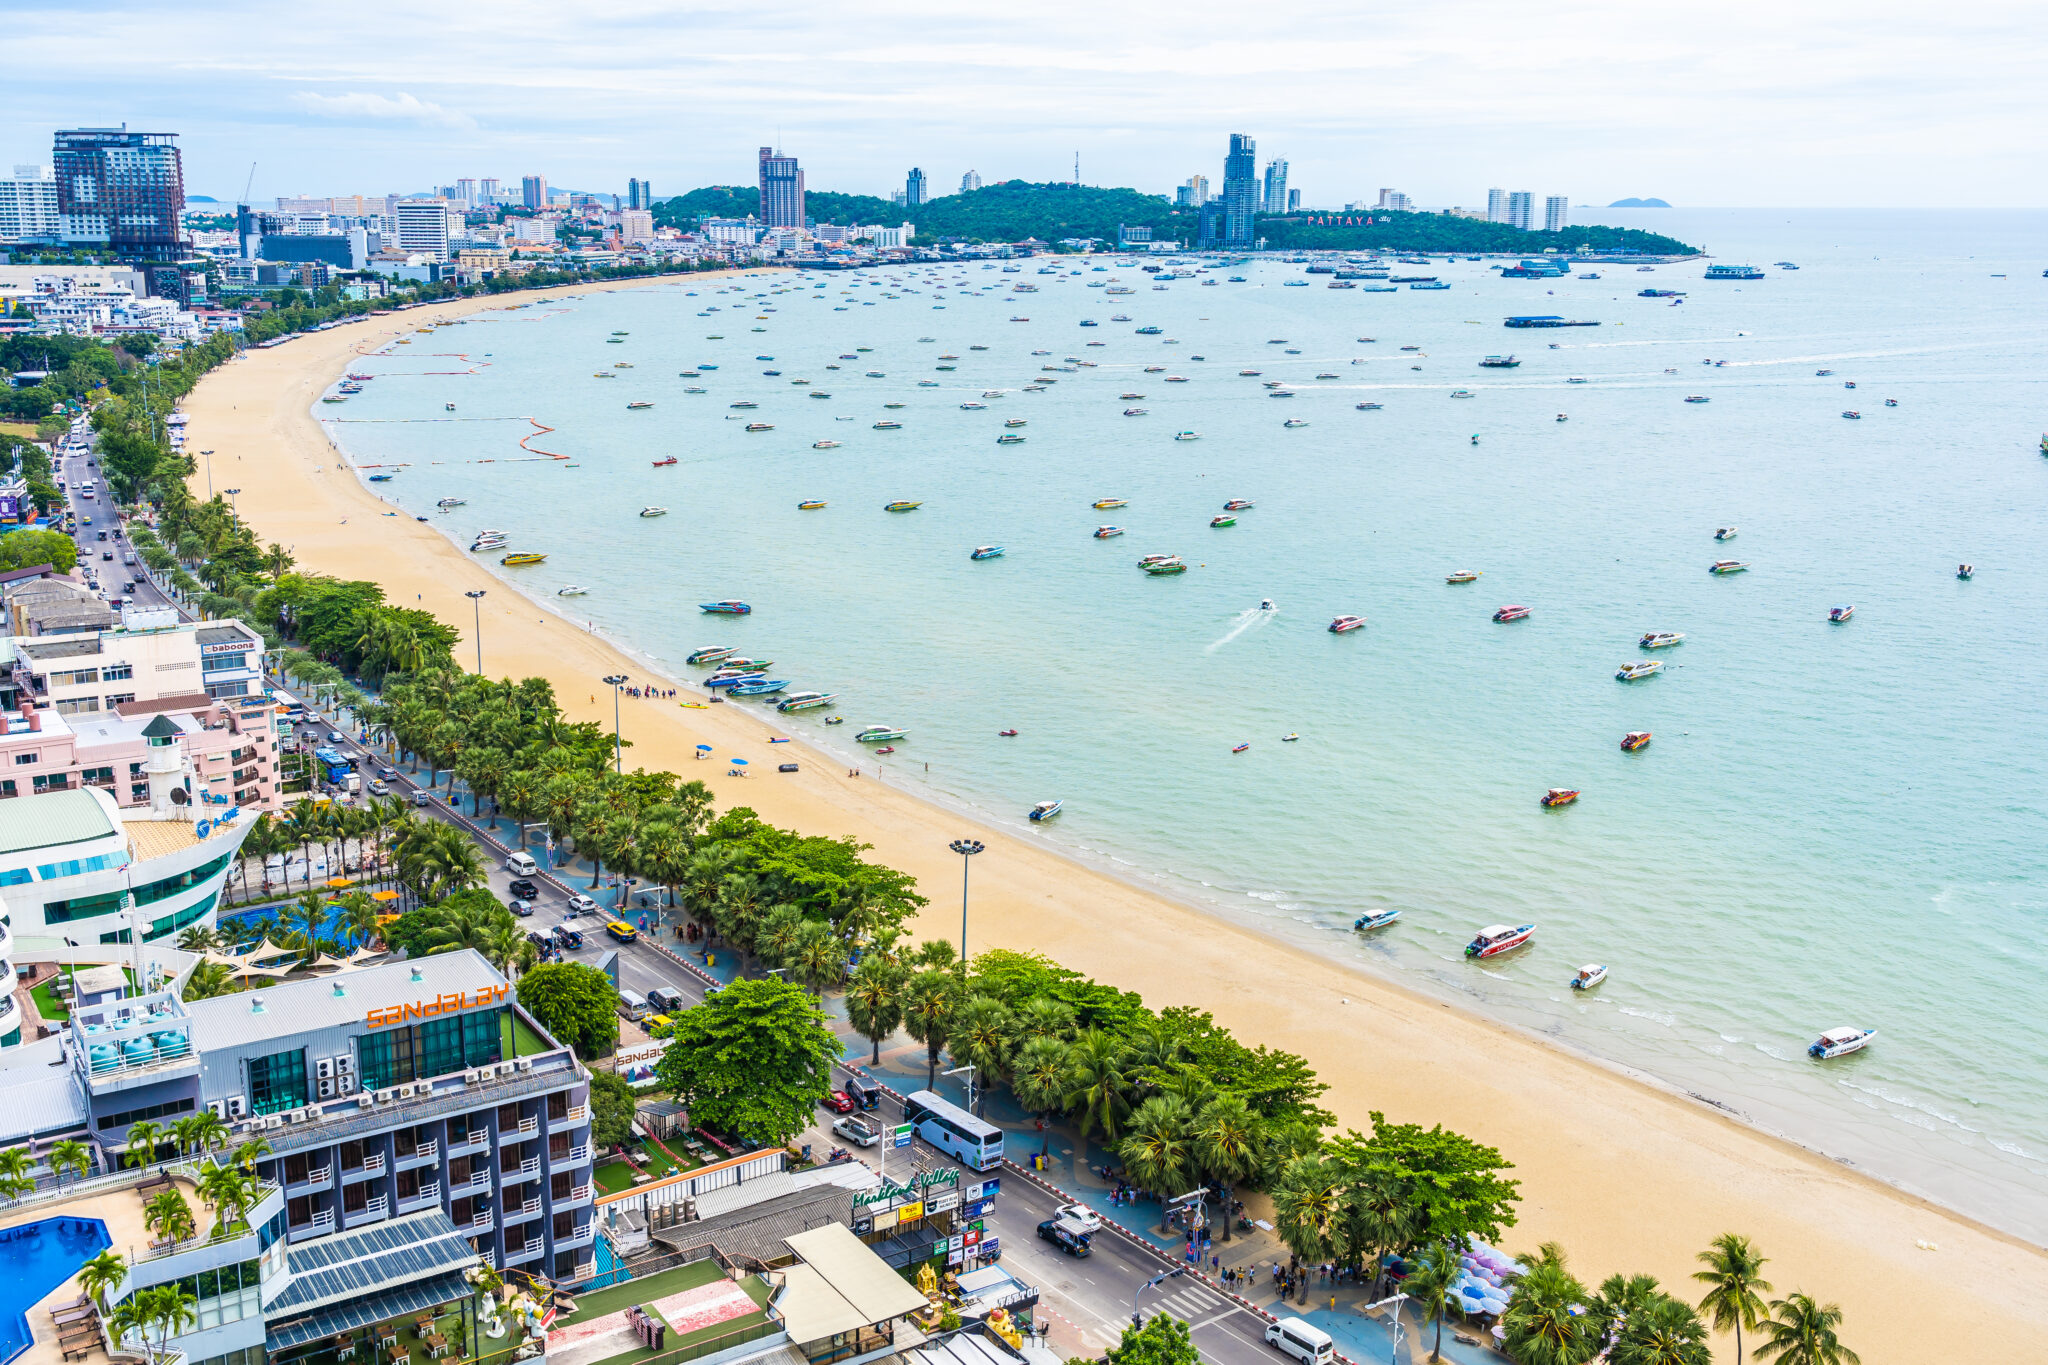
[[182, 275, 2041, 1361]]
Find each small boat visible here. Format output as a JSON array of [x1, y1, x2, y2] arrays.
[[1621, 731, 1652, 752], [1211, 515, 1236, 528], [500, 552, 546, 566], [1175, 431, 1201, 441], [1710, 561, 1749, 574], [1569, 965, 1608, 991], [627, 401, 655, 410], [1005, 419, 1028, 428], [875, 745, 897, 755], [1224, 499, 1255, 511], [1541, 788, 1578, 808], [1280, 731, 1297, 741], [1885, 398, 1898, 407], [745, 422, 774, 432], [470, 538, 507, 552], [1816, 369, 1834, 377], [798, 500, 828, 510], [730, 401, 758, 409], [1829, 605, 1855, 622], [1617, 660, 1663, 681], [1328, 615, 1366, 633], [1231, 743, 1251, 754], [1479, 356, 1520, 368], [1354, 909, 1401, 933], [777, 692, 837, 712], [1283, 419, 1309, 429], [1446, 571, 1480, 584], [652, 457, 678, 467], [855, 726, 907, 743], [1844, 381, 1857, 389], [728, 679, 789, 697], [1123, 407, 1148, 416], [971, 546, 1005, 560], [640, 506, 668, 518], [1957, 564, 1973, 579], [1684, 395, 1710, 404], [999, 729, 1018, 737], [437, 497, 466, 509], [1094, 498, 1129, 509], [884, 501, 922, 513], [960, 402, 986, 410], [874, 421, 903, 430], [1449, 389, 1476, 399], [444, 402, 456, 411], [1466, 923, 1536, 957], [1356, 402, 1384, 411], [1640, 631, 1684, 649], [812, 441, 840, 450], [368, 473, 395, 482], [1841, 410, 1860, 420], [1143, 559, 1188, 576], [557, 586, 588, 597], [699, 600, 753, 615], [1029, 799, 1063, 822], [686, 647, 735, 664], [1494, 605, 1531, 622], [1094, 526, 1124, 539], [1715, 527, 1737, 541], [1809, 1028, 1876, 1060]]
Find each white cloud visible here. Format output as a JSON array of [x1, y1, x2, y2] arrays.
[[291, 90, 476, 131]]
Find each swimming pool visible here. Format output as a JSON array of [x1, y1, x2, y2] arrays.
[[0, 1217, 112, 1364]]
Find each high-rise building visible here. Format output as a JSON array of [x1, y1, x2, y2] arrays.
[[1221, 134, 1257, 250], [393, 199, 452, 259], [959, 170, 982, 193], [1261, 159, 1290, 216], [1544, 195, 1569, 232], [757, 148, 803, 229], [1507, 191, 1534, 230], [618, 209, 655, 243], [455, 178, 476, 208], [479, 177, 500, 204], [0, 165, 59, 244], [1175, 174, 1210, 208], [627, 178, 652, 211], [1376, 188, 1412, 212], [52, 126, 187, 261], [1486, 187, 1508, 224], [905, 167, 928, 208], [1287, 187, 1301, 213], [520, 175, 548, 210]]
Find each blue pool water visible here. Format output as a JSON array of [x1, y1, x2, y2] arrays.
[[586, 1236, 632, 1290], [0, 1217, 111, 1363]]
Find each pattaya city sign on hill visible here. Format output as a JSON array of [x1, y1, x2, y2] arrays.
[[367, 984, 511, 1029]]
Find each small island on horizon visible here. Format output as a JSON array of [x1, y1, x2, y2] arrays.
[[1607, 197, 1672, 208]]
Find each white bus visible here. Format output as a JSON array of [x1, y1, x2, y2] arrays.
[[902, 1089, 1004, 1171]]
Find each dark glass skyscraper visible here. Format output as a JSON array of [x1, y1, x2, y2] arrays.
[[627, 178, 652, 211], [905, 167, 928, 208], [758, 147, 804, 229], [1221, 134, 1257, 250], [53, 126, 186, 261]]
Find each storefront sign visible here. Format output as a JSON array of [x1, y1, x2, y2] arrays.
[[853, 1167, 959, 1207], [366, 983, 510, 1029], [896, 1199, 924, 1222]]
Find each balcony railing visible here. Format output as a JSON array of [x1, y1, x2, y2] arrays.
[[286, 1164, 332, 1193], [398, 1181, 440, 1210], [342, 1152, 385, 1181], [548, 1105, 589, 1132], [503, 1196, 542, 1224], [469, 1210, 492, 1232], [395, 1140, 438, 1167], [343, 1194, 389, 1228], [500, 1156, 540, 1184], [464, 1169, 490, 1191], [290, 1208, 337, 1240], [514, 1116, 538, 1138], [449, 1129, 488, 1153], [560, 1144, 592, 1167], [505, 1237, 544, 1264]]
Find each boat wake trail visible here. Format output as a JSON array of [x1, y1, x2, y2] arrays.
[[1206, 604, 1275, 654]]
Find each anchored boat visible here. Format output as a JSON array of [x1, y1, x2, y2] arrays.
[[1569, 965, 1608, 991], [884, 501, 922, 513], [699, 600, 753, 615], [500, 552, 546, 566], [1809, 1027, 1875, 1060], [1029, 800, 1062, 822], [1621, 731, 1652, 752], [1353, 909, 1401, 933], [1328, 615, 1366, 633], [1466, 924, 1535, 958], [971, 545, 1005, 560]]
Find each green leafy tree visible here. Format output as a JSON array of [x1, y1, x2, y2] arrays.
[[1752, 1293, 1860, 1365], [653, 978, 839, 1146], [1329, 1111, 1520, 1252], [1100, 1312, 1199, 1365], [0, 527, 79, 573], [1693, 1233, 1772, 1364], [516, 962, 621, 1058], [587, 1070, 638, 1150], [1611, 1294, 1712, 1365]]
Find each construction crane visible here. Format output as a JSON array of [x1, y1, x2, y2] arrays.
[[240, 162, 257, 207]]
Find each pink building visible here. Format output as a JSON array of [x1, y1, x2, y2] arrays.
[[0, 691, 282, 814]]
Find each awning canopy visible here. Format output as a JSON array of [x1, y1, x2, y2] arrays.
[[775, 1224, 929, 1344], [266, 1269, 474, 1350]]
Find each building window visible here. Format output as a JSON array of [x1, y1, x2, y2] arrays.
[[104, 693, 136, 706], [52, 698, 99, 716], [132, 852, 231, 905], [36, 851, 124, 881], [12, 754, 36, 767], [0, 781, 14, 799], [248, 1050, 308, 1115], [145, 890, 218, 941], [99, 1096, 196, 1130], [129, 784, 149, 803], [101, 664, 133, 682], [50, 668, 100, 687], [205, 680, 251, 699], [358, 1028, 414, 1091], [30, 774, 72, 794], [43, 890, 125, 924], [202, 652, 248, 674], [117, 1260, 261, 1334]]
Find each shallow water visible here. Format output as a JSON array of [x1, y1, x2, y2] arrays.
[[327, 208, 2048, 1241]]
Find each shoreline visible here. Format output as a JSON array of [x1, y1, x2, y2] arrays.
[[183, 273, 2047, 1361]]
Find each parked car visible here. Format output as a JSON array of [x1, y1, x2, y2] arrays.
[[507, 878, 540, 900], [831, 1114, 881, 1147], [823, 1090, 856, 1115], [509, 899, 534, 917], [565, 894, 600, 916], [551, 925, 584, 949], [1036, 1218, 1093, 1258]]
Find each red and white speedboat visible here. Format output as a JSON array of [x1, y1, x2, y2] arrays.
[[1494, 605, 1531, 622], [1465, 924, 1535, 959], [652, 456, 678, 467], [1328, 615, 1367, 633]]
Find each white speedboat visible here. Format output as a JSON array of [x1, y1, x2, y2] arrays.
[[437, 497, 466, 509], [1175, 431, 1200, 441], [1809, 1027, 1875, 1060], [1617, 660, 1663, 680], [1029, 799, 1062, 822], [557, 586, 588, 597], [640, 506, 668, 518], [1639, 631, 1685, 649], [1715, 526, 1738, 541], [1569, 964, 1608, 991], [1353, 908, 1401, 932]]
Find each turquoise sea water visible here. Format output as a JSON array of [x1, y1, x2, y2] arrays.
[[325, 209, 2048, 1240]]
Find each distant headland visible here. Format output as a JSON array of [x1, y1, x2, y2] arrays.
[[1606, 197, 1672, 208]]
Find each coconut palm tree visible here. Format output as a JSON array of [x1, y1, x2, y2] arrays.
[[107, 1292, 152, 1357], [1192, 1093, 1262, 1242], [755, 904, 806, 967], [124, 1120, 165, 1169], [231, 1136, 272, 1176], [147, 1284, 197, 1362], [143, 1188, 195, 1244], [335, 889, 381, 950], [1014, 996, 1077, 1044], [0, 1146, 34, 1201], [48, 1137, 92, 1188], [1063, 1028, 1134, 1145], [77, 1249, 126, 1310], [947, 996, 1015, 1111], [1501, 1254, 1599, 1365], [1116, 1095, 1194, 1210], [196, 1162, 256, 1234], [900, 968, 964, 1091], [1592, 1273, 1665, 1337], [1400, 1242, 1466, 1363], [282, 893, 328, 964], [181, 961, 236, 1001], [1268, 1153, 1344, 1271], [844, 958, 905, 1064], [1693, 1233, 1772, 1364], [1010, 1035, 1075, 1158], [1611, 1294, 1712, 1365], [1751, 1294, 1859, 1365]]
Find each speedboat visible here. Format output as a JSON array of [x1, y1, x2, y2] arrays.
[[996, 433, 1026, 444], [1283, 419, 1309, 428], [557, 585, 588, 597], [1541, 788, 1578, 808], [798, 500, 828, 509], [1957, 564, 1974, 579], [1466, 923, 1535, 958], [1354, 909, 1401, 933], [971, 545, 1005, 560], [1494, 605, 1530, 622], [627, 401, 654, 410], [704, 671, 764, 689], [1328, 615, 1366, 633], [1281, 731, 1298, 741], [874, 421, 902, 430], [367, 473, 394, 482], [437, 497, 466, 509], [1224, 499, 1255, 511], [1446, 571, 1481, 584], [1258, 599, 1276, 611], [686, 647, 734, 664], [1232, 743, 1251, 753], [1029, 800, 1062, 822], [1715, 527, 1737, 540], [1829, 605, 1855, 622], [640, 506, 668, 518], [812, 441, 840, 450], [699, 600, 753, 615], [776, 691, 836, 712], [1123, 407, 1148, 416], [500, 552, 545, 566], [1211, 515, 1236, 528], [885, 500, 921, 512], [855, 725, 907, 743], [999, 729, 1018, 737], [745, 422, 774, 432], [1175, 431, 1201, 441], [1094, 498, 1128, 509], [1005, 418, 1027, 428], [1640, 631, 1684, 649], [1808, 1027, 1875, 1060], [1569, 965, 1608, 991], [1617, 660, 1662, 680], [1356, 402, 1384, 411], [1842, 410, 1861, 419], [1094, 526, 1124, 539], [652, 456, 678, 467], [1142, 558, 1188, 575], [1710, 561, 1749, 574], [1621, 731, 1652, 752], [728, 679, 789, 697]]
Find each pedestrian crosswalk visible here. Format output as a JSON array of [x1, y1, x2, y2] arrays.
[[1144, 1284, 1229, 1323]]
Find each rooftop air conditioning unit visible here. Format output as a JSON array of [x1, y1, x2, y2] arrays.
[[317, 1078, 336, 1100], [334, 1054, 355, 1074], [398, 1084, 416, 1099], [338, 1074, 357, 1095], [207, 1100, 227, 1119], [315, 1058, 335, 1080], [285, 1108, 306, 1124], [226, 1096, 247, 1118], [415, 1080, 432, 1096], [357, 1094, 375, 1110], [514, 1058, 534, 1073], [463, 1069, 480, 1084], [375, 1089, 394, 1104]]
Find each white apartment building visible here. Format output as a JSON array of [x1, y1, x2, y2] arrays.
[[392, 199, 451, 260], [617, 210, 654, 244], [1487, 187, 1508, 224], [1507, 191, 1535, 230], [0, 165, 59, 245], [862, 222, 917, 248], [1544, 195, 1570, 232], [507, 217, 556, 245], [10, 611, 265, 716]]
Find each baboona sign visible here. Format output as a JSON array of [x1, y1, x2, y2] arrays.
[[366, 984, 511, 1029], [854, 1168, 958, 1207]]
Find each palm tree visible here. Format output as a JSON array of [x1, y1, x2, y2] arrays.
[[1400, 1242, 1466, 1363], [1013, 996, 1076, 1044], [197, 1162, 256, 1234], [1501, 1255, 1599, 1365], [844, 958, 906, 1064], [900, 968, 963, 1091], [1268, 1154, 1344, 1271], [426, 901, 510, 957], [124, 1120, 165, 1169], [283, 893, 328, 964], [144, 1188, 195, 1244], [335, 889, 381, 949], [1191, 1093, 1262, 1242], [0, 1146, 34, 1201], [1010, 1035, 1074, 1158], [1063, 1028, 1134, 1145], [48, 1137, 92, 1188], [1117, 1095, 1194, 1209], [147, 1284, 198, 1362], [1751, 1294, 1859, 1365], [1693, 1233, 1772, 1364], [77, 1249, 126, 1310], [182, 961, 237, 1001], [755, 904, 806, 967], [1611, 1294, 1712, 1365], [947, 996, 1015, 1112], [1593, 1273, 1666, 1337], [231, 1136, 272, 1176], [107, 1292, 152, 1357]]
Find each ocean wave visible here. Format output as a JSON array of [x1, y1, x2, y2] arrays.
[[1752, 1043, 1793, 1062], [1618, 1006, 1677, 1028], [1835, 1080, 1980, 1134], [1990, 1140, 2045, 1163]]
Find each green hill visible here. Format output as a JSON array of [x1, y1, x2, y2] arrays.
[[1258, 210, 1696, 256]]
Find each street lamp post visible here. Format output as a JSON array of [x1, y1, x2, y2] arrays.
[[1132, 1266, 1186, 1329], [1362, 1293, 1409, 1365], [947, 839, 983, 967], [201, 451, 215, 499], [465, 590, 487, 673], [223, 488, 241, 524], [602, 675, 629, 772]]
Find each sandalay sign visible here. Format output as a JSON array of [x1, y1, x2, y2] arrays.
[[366, 984, 511, 1029]]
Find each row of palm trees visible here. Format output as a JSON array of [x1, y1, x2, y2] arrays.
[[227, 795, 420, 905]]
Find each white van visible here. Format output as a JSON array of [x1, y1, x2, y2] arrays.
[[506, 851, 539, 877], [1264, 1318, 1333, 1365], [617, 989, 652, 1022]]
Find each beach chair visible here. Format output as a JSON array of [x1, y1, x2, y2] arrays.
[[46, 1295, 91, 1317], [50, 1304, 97, 1327]]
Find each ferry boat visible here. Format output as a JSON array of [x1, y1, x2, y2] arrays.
[[1478, 356, 1520, 368], [1704, 264, 1766, 280], [1710, 560, 1749, 574], [652, 456, 678, 467], [1494, 605, 1531, 622], [1808, 1027, 1875, 1060], [1640, 631, 1684, 649], [1142, 559, 1188, 576], [996, 433, 1026, 444], [1621, 731, 1652, 752], [1353, 909, 1401, 932], [686, 647, 735, 664], [1094, 526, 1124, 539], [971, 546, 1005, 560], [1570, 965, 1609, 991], [1224, 499, 1254, 511], [745, 422, 774, 432], [874, 421, 903, 430], [1466, 923, 1536, 957], [776, 692, 836, 712], [640, 506, 668, 518], [1210, 515, 1236, 528], [884, 501, 921, 513], [1540, 789, 1578, 808], [1328, 615, 1366, 633], [1829, 604, 1855, 622], [500, 552, 546, 566], [699, 600, 753, 614], [1617, 660, 1663, 681], [855, 726, 907, 743], [627, 401, 654, 410], [1029, 799, 1063, 822]]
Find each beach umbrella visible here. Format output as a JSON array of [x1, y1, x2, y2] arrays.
[[370, 890, 400, 902], [325, 876, 352, 888], [730, 757, 748, 765]]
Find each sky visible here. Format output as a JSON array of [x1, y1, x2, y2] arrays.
[[9, 0, 2046, 208]]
